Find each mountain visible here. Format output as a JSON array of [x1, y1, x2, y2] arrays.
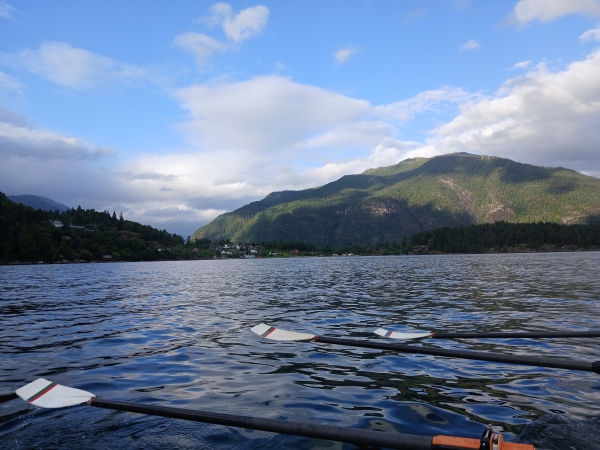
[[192, 153, 600, 247], [7, 194, 71, 212], [0, 191, 198, 263]]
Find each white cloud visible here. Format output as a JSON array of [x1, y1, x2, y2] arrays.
[[0, 1, 15, 19], [172, 32, 227, 66], [460, 39, 481, 51], [222, 4, 269, 42], [511, 60, 531, 70], [334, 47, 357, 65], [0, 41, 152, 90], [375, 86, 473, 121], [176, 3, 270, 67], [158, 75, 473, 222], [174, 75, 373, 153], [303, 121, 396, 150], [6, 45, 600, 237], [198, 3, 270, 42], [0, 71, 23, 91], [511, 0, 600, 24], [424, 49, 600, 174], [0, 108, 114, 160], [300, 139, 424, 184], [580, 24, 600, 42]]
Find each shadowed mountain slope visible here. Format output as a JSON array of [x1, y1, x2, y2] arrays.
[[193, 153, 600, 247], [7, 195, 71, 212]]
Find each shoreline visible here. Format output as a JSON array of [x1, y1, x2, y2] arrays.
[[3, 246, 600, 266]]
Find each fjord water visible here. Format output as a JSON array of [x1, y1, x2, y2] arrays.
[[1, 253, 600, 449]]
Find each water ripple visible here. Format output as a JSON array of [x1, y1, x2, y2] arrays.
[[1, 253, 600, 449]]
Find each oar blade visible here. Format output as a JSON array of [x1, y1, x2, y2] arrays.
[[251, 323, 315, 341], [374, 328, 432, 340], [16, 378, 94, 408]]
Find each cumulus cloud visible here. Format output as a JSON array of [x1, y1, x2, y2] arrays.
[[197, 3, 270, 42], [172, 32, 227, 66], [334, 47, 357, 65], [460, 39, 481, 51], [0, 41, 152, 90], [510, 0, 600, 24], [175, 3, 270, 66], [424, 49, 600, 174], [580, 24, 600, 42], [50, 75, 431, 232], [158, 75, 472, 219], [174, 75, 373, 152], [511, 60, 531, 70]]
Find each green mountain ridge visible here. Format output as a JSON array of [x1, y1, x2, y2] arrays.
[[192, 153, 600, 247]]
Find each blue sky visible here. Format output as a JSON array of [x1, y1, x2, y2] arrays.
[[1, 0, 600, 237]]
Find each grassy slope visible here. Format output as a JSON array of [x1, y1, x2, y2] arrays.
[[193, 153, 600, 246]]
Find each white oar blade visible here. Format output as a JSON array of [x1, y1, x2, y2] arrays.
[[16, 378, 94, 408], [375, 328, 432, 340], [251, 323, 316, 341]]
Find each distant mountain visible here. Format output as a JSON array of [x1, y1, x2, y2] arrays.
[[192, 153, 600, 247], [7, 194, 71, 212]]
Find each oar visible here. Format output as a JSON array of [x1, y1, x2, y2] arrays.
[[251, 324, 600, 374], [6, 378, 538, 450], [374, 328, 600, 341], [0, 392, 18, 404]]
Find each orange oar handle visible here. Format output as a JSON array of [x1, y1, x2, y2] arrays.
[[433, 434, 536, 449]]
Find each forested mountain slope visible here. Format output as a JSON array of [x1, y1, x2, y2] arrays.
[[0, 192, 198, 262], [193, 153, 600, 247]]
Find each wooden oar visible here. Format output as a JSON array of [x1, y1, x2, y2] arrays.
[[374, 328, 600, 340], [5, 378, 537, 450], [251, 324, 600, 374]]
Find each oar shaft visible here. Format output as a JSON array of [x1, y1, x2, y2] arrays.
[[314, 336, 600, 374], [432, 331, 600, 339], [90, 398, 434, 449], [0, 392, 18, 404]]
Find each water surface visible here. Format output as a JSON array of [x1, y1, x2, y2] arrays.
[[1, 252, 600, 449]]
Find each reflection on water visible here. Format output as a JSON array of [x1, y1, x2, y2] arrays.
[[1, 252, 600, 449]]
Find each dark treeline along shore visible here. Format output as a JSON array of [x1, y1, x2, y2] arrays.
[[0, 192, 214, 263], [262, 221, 600, 255], [2, 190, 600, 264], [408, 221, 600, 254]]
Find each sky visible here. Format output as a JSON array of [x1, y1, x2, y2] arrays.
[[1, 0, 600, 238]]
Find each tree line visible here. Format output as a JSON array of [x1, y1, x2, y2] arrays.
[[409, 221, 600, 253], [258, 221, 600, 255], [0, 192, 216, 263], [3, 190, 598, 263]]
